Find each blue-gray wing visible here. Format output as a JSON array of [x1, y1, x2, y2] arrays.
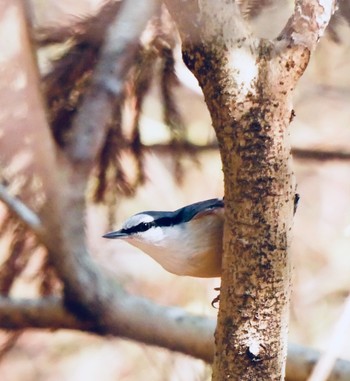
[[139, 198, 224, 227], [173, 198, 224, 224]]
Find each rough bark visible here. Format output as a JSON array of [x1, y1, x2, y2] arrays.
[[164, 0, 336, 379], [195, 32, 301, 381]]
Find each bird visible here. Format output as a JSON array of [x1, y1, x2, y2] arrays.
[[103, 198, 224, 277]]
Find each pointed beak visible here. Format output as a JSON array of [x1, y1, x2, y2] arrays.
[[102, 230, 128, 239]]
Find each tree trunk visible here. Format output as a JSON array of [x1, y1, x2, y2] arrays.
[[186, 35, 302, 381], [164, 0, 335, 379]]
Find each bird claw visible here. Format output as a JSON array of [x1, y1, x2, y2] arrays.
[[211, 287, 220, 308]]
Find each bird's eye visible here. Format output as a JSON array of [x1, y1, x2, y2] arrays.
[[138, 222, 152, 232]]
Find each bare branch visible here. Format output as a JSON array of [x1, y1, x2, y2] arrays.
[[292, 147, 350, 161], [0, 295, 215, 362], [0, 296, 90, 331], [286, 343, 350, 381], [0, 184, 43, 236], [66, 0, 161, 167], [34, 1, 123, 46], [1, 297, 350, 381], [8, 1, 215, 368], [0, 332, 22, 361], [278, 0, 337, 50], [39, 1, 163, 316], [143, 142, 350, 161]]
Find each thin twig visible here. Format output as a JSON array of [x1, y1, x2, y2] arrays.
[[292, 148, 350, 161], [34, 0, 123, 46], [141, 141, 350, 162], [0, 332, 22, 361], [307, 294, 350, 381], [0, 183, 43, 235]]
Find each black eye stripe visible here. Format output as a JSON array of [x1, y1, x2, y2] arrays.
[[122, 221, 155, 234], [138, 222, 153, 232]]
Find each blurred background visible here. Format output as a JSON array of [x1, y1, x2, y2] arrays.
[[1, 0, 350, 380]]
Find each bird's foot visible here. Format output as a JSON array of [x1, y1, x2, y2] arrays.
[[211, 287, 220, 308]]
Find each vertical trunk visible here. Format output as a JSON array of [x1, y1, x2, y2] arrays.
[[158, 0, 335, 378], [213, 104, 294, 379], [164, 0, 335, 377], [182, 38, 299, 379]]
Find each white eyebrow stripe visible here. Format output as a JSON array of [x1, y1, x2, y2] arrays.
[[122, 213, 155, 230]]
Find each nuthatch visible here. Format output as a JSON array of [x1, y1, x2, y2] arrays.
[[103, 198, 224, 277]]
